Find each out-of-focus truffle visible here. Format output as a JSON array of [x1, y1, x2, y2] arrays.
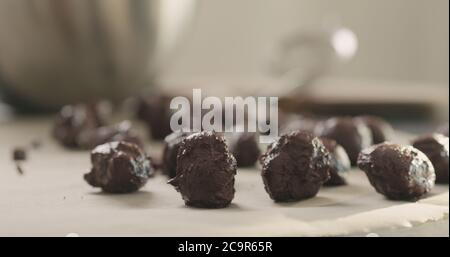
[[260, 131, 331, 202], [320, 138, 351, 186], [357, 143, 435, 201], [162, 131, 190, 178], [77, 121, 143, 149], [315, 117, 372, 166], [137, 95, 173, 140], [227, 132, 261, 167], [53, 103, 105, 148], [412, 133, 449, 184], [168, 131, 237, 208], [356, 116, 394, 144]]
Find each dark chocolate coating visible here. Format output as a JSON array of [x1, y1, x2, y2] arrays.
[[320, 138, 351, 186], [315, 117, 372, 166], [356, 116, 394, 144], [137, 95, 173, 140], [437, 123, 449, 137], [260, 131, 331, 202], [228, 132, 261, 167], [357, 143, 435, 201], [84, 141, 152, 193], [162, 131, 190, 178], [412, 134, 449, 184], [12, 148, 27, 162], [53, 103, 105, 148], [77, 121, 142, 150], [168, 131, 237, 208]]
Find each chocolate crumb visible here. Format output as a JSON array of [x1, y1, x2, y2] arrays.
[[30, 139, 43, 149], [15, 163, 24, 175], [12, 148, 27, 161]]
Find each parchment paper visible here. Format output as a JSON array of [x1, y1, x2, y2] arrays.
[[0, 118, 448, 236]]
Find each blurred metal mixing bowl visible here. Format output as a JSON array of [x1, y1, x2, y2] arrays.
[[0, 0, 196, 110]]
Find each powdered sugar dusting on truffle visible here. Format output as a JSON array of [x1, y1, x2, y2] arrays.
[[93, 141, 119, 155]]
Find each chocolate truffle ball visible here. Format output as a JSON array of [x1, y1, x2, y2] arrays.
[[357, 143, 435, 201], [53, 103, 105, 148], [162, 131, 190, 178], [412, 134, 449, 184], [168, 131, 237, 208], [356, 116, 394, 144], [84, 141, 152, 193], [77, 121, 143, 150], [137, 95, 173, 140], [227, 132, 261, 167], [315, 117, 372, 166], [260, 131, 331, 202], [437, 123, 449, 137], [320, 138, 351, 186]]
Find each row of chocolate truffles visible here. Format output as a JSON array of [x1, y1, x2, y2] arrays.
[[52, 102, 448, 186], [51, 100, 379, 167], [51, 101, 447, 205], [83, 94, 449, 149], [52, 103, 142, 149], [52, 98, 242, 149], [83, 129, 447, 209], [161, 129, 350, 187], [53, 100, 445, 170], [157, 115, 396, 187]]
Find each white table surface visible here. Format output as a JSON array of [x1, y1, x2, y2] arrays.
[[0, 117, 448, 237]]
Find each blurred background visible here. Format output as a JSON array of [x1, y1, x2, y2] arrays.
[[166, 0, 449, 84], [0, 0, 448, 124]]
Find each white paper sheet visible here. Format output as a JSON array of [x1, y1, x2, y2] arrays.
[[0, 118, 448, 236]]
